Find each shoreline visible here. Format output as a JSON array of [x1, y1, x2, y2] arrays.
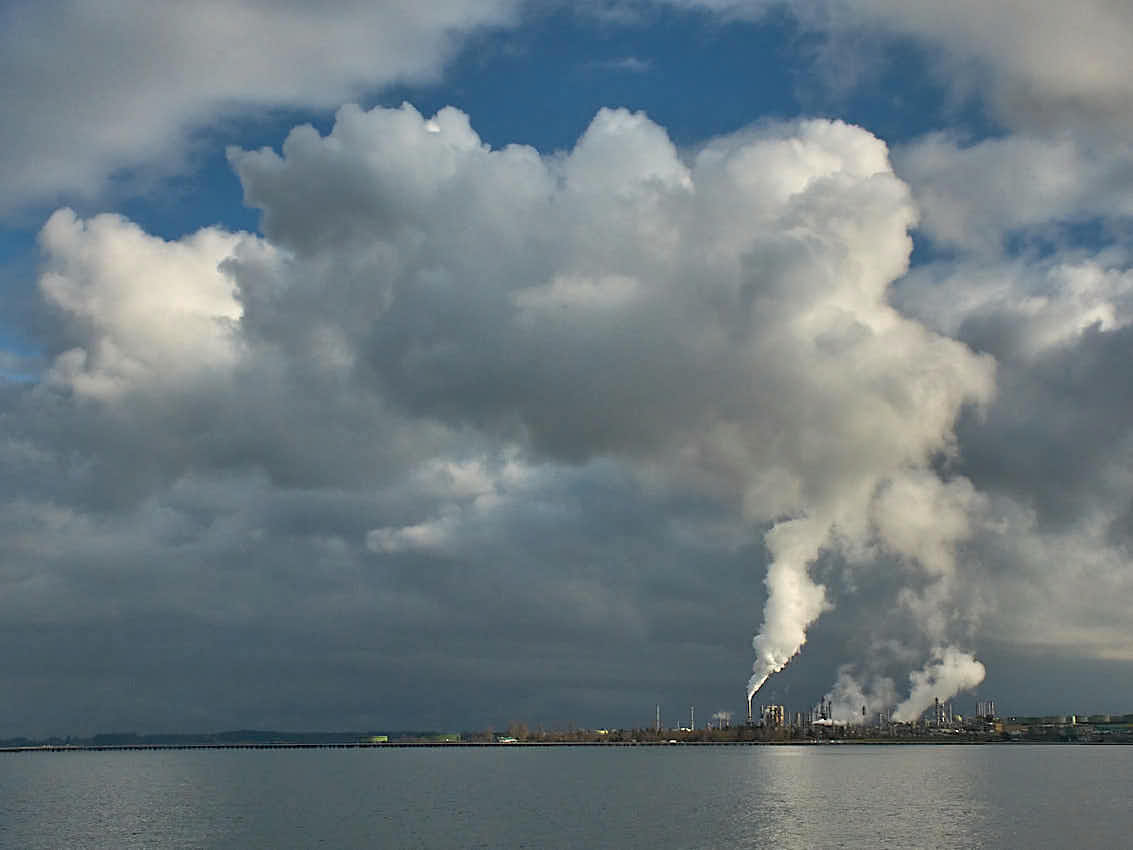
[[4, 738, 1128, 753]]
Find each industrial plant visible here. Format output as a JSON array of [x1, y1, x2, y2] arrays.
[[679, 696, 1133, 743], [606, 692, 1133, 745]]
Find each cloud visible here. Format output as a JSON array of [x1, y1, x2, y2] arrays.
[[0, 0, 519, 213], [896, 255, 1133, 361], [970, 494, 1133, 663], [11, 94, 1133, 730], [4, 3, 1133, 734], [584, 56, 654, 73], [230, 104, 990, 489], [665, 0, 1133, 133], [839, 0, 1133, 133], [2, 102, 999, 729], [890, 223, 1133, 687], [643, 4, 1130, 699], [230, 103, 994, 705], [36, 209, 264, 399], [893, 133, 1133, 252]]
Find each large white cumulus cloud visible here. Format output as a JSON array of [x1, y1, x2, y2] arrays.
[[229, 104, 993, 503], [226, 103, 995, 702]]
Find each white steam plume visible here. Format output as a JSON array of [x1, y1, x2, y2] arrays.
[[711, 710, 733, 728], [747, 471, 991, 703], [747, 516, 832, 700], [892, 646, 986, 722], [824, 666, 898, 724]]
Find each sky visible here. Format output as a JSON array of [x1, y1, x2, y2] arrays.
[[2, 1, 1132, 737]]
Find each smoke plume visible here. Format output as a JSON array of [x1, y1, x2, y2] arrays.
[[824, 666, 898, 725], [747, 516, 831, 700], [892, 646, 986, 722]]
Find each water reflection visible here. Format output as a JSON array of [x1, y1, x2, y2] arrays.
[[0, 750, 224, 848], [725, 746, 994, 848], [1, 744, 1130, 848]]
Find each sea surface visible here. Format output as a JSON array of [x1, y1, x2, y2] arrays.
[[1, 744, 1129, 848]]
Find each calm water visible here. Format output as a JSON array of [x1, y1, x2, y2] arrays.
[[1, 745, 1129, 848]]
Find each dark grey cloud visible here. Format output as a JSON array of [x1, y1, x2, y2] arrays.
[[955, 325, 1133, 523], [886, 189, 1133, 677], [0, 448, 773, 736]]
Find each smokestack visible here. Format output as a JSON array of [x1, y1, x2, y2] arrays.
[[746, 692, 753, 725], [656, 704, 661, 733], [690, 705, 695, 730]]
